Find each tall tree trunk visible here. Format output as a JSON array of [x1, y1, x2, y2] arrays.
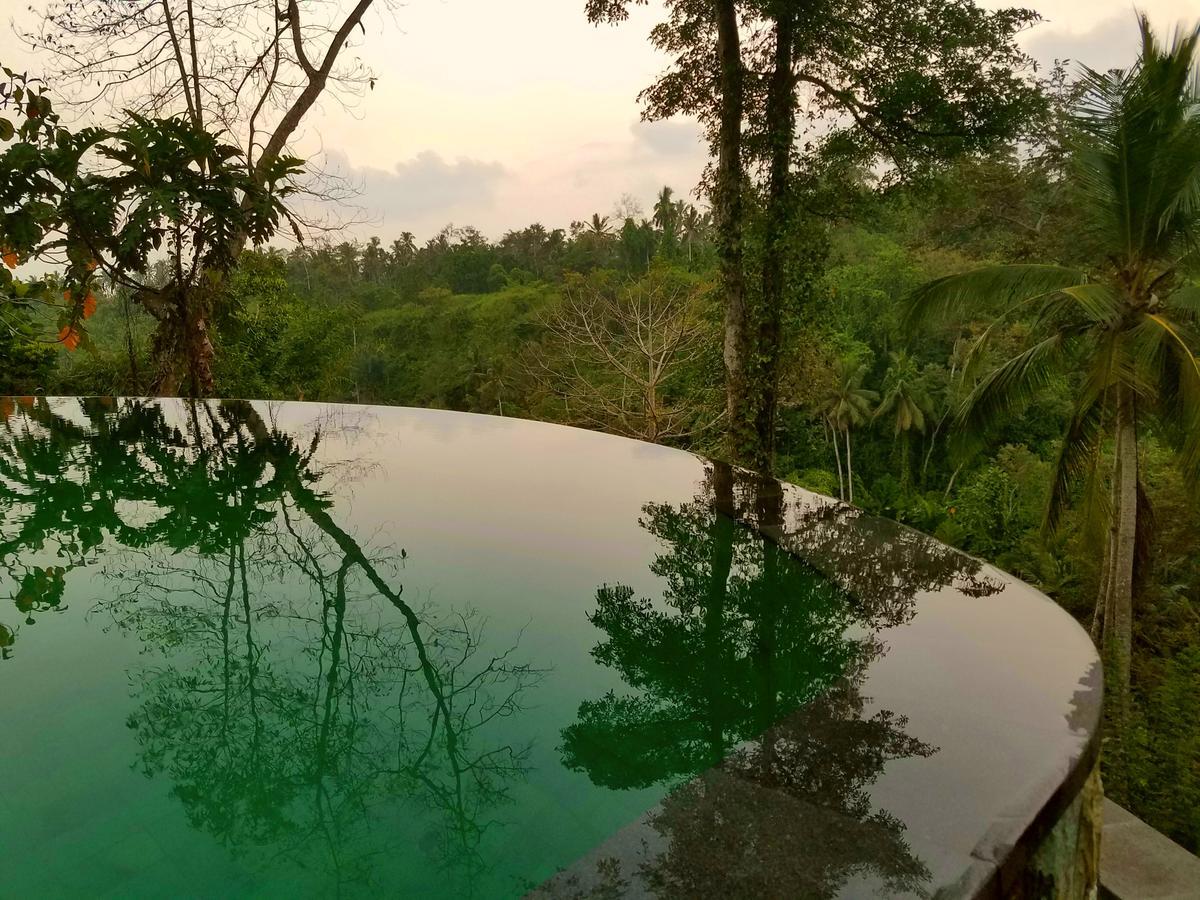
[[899, 430, 911, 491], [713, 0, 750, 468], [922, 412, 944, 484], [148, 282, 217, 397], [122, 290, 141, 390], [746, 9, 797, 474]]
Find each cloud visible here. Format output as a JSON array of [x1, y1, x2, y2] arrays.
[[630, 119, 706, 158], [306, 123, 709, 243], [1025, 14, 1144, 73], [322, 149, 509, 224]]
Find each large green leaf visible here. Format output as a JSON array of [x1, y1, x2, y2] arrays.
[[903, 264, 1085, 331]]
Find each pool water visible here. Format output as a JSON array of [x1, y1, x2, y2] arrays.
[[0, 398, 1098, 899]]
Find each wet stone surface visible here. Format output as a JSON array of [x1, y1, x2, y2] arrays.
[[0, 398, 1101, 899]]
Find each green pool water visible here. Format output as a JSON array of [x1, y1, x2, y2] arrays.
[[0, 398, 957, 898]]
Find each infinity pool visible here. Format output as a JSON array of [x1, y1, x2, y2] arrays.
[[0, 398, 1100, 898]]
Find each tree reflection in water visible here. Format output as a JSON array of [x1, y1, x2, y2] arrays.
[[0, 397, 543, 896], [2, 399, 1003, 899], [547, 464, 999, 900]]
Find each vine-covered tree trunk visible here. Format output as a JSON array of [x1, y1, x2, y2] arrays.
[[146, 284, 217, 398], [748, 9, 797, 475], [713, 0, 752, 470]]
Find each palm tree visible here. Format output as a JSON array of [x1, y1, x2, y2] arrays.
[[586, 213, 613, 238], [906, 17, 1200, 722], [653, 186, 679, 243], [874, 352, 934, 490], [391, 232, 416, 265], [817, 357, 878, 504], [681, 204, 706, 262]]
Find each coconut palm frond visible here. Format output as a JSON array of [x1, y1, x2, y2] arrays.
[[1154, 119, 1200, 241], [1044, 395, 1109, 537], [1142, 311, 1200, 481], [1076, 327, 1128, 412], [903, 265, 1085, 331], [956, 331, 1071, 435], [1168, 284, 1200, 321], [1058, 283, 1125, 327], [1073, 19, 1200, 263]]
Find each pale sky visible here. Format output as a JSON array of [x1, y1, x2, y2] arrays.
[[3, 0, 1197, 243]]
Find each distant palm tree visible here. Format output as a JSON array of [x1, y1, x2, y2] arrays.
[[587, 213, 613, 238], [817, 357, 878, 503], [681, 204, 706, 262], [875, 352, 934, 489], [907, 17, 1200, 716], [653, 186, 679, 241], [392, 231, 416, 262]]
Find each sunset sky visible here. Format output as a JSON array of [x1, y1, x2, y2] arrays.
[[3, 0, 1197, 242]]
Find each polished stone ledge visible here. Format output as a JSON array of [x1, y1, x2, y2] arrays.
[[1100, 799, 1200, 900]]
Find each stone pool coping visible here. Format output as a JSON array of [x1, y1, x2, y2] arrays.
[[754, 492, 1104, 899], [1100, 799, 1200, 900]]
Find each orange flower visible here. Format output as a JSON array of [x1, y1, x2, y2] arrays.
[[57, 326, 80, 351], [2, 249, 18, 269], [82, 293, 97, 319], [62, 289, 72, 303]]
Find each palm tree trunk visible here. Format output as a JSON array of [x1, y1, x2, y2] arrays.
[[830, 419, 844, 500], [1105, 388, 1138, 703], [845, 428, 854, 505], [1091, 513, 1116, 643], [943, 461, 964, 500]]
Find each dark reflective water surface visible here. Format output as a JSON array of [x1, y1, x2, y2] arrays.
[[0, 399, 1100, 899]]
